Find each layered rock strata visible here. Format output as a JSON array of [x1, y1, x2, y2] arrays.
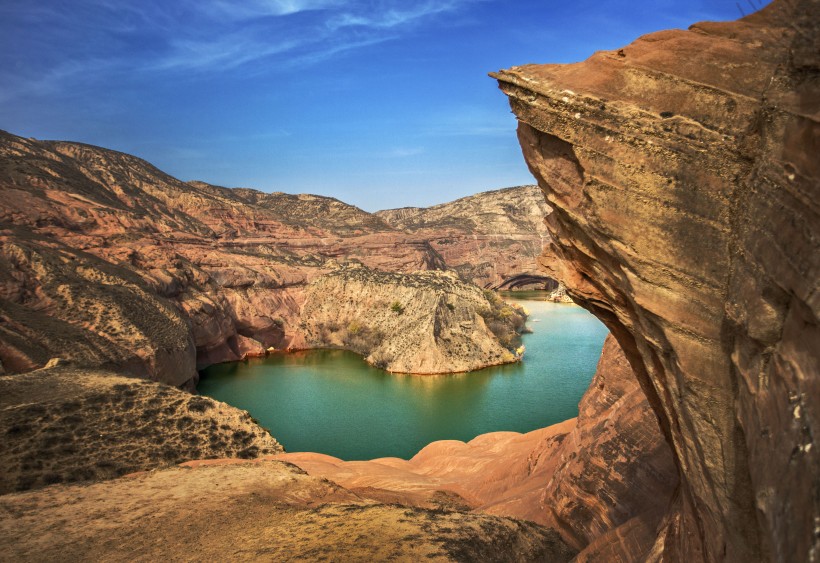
[[377, 185, 553, 289], [0, 131, 549, 381], [493, 1, 819, 560], [299, 264, 526, 373]]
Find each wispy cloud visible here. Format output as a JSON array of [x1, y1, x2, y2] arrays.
[[151, 34, 302, 71], [327, 1, 462, 30], [200, 0, 343, 20], [0, 0, 482, 100]]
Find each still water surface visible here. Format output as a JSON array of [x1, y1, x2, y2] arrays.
[[199, 294, 608, 460]]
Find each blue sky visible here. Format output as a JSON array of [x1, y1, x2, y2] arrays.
[[0, 0, 754, 211]]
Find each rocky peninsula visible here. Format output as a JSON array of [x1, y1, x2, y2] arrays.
[[299, 264, 526, 373]]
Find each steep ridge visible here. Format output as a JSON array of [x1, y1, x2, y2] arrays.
[[0, 132, 541, 381], [493, 1, 819, 560], [378, 185, 553, 289]]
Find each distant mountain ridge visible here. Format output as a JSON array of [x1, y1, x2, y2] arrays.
[[378, 185, 552, 289], [377, 185, 549, 236], [0, 129, 553, 381]]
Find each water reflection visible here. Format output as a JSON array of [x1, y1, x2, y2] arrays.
[[199, 296, 608, 460]]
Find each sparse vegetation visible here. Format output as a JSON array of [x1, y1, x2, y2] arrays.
[[0, 371, 283, 494], [478, 290, 527, 350], [390, 301, 405, 315]]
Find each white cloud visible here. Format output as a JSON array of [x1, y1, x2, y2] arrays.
[[327, 1, 461, 30], [201, 0, 343, 20]]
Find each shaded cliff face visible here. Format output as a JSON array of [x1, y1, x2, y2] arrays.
[[378, 185, 553, 289], [494, 1, 819, 561], [299, 264, 525, 373]]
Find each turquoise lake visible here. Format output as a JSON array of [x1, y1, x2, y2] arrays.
[[198, 294, 609, 461]]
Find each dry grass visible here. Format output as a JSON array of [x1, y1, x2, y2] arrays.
[[0, 366, 282, 494]]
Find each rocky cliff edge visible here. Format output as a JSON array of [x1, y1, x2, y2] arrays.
[[494, 1, 819, 560]]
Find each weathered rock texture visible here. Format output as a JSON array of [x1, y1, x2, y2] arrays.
[[299, 264, 526, 373], [0, 131, 548, 381], [0, 459, 576, 562], [377, 185, 554, 289], [494, 1, 819, 560], [0, 365, 282, 494], [272, 334, 677, 559]]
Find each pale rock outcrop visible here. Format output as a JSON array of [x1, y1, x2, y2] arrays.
[[299, 264, 526, 373]]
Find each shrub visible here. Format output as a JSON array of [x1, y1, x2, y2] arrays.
[[390, 301, 405, 315]]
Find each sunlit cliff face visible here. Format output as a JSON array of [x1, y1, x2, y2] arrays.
[[495, 1, 819, 560]]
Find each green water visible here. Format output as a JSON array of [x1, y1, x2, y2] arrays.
[[198, 295, 608, 460]]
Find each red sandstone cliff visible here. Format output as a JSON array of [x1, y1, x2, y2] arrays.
[[0, 132, 545, 381], [494, 1, 819, 560]]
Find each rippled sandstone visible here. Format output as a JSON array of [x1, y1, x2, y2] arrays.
[[494, 1, 819, 560], [0, 459, 575, 562]]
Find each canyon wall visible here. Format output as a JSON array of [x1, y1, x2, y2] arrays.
[[494, 1, 819, 560], [0, 132, 544, 381]]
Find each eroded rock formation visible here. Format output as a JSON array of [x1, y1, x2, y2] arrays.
[[299, 264, 526, 373], [0, 132, 547, 380], [493, 1, 819, 560]]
